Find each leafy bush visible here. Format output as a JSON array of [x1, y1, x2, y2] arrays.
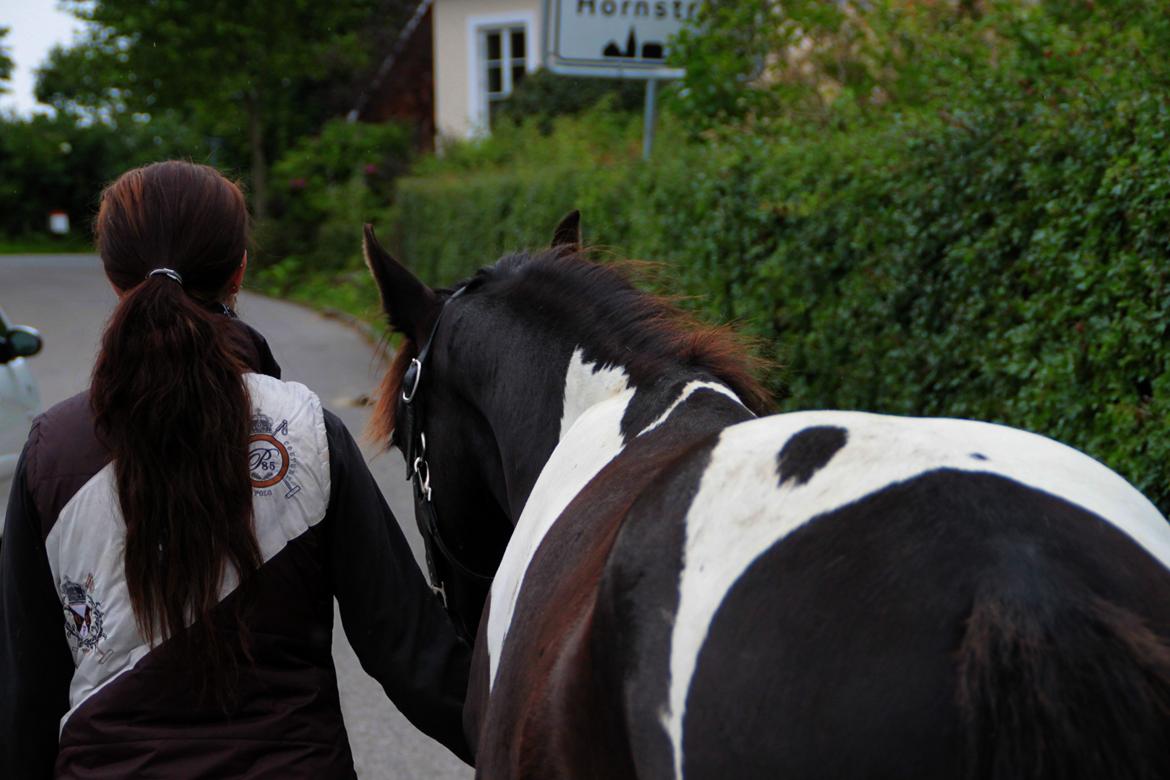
[[250, 118, 413, 328], [258, 118, 413, 272], [492, 68, 646, 131], [384, 10, 1170, 511]]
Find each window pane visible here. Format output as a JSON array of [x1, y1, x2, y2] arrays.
[[511, 29, 526, 61], [487, 64, 502, 94], [512, 65, 526, 89], [486, 31, 501, 61]]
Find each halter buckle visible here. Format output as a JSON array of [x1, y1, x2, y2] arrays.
[[402, 358, 423, 403]]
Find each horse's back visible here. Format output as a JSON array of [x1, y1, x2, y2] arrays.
[[599, 411, 1170, 779]]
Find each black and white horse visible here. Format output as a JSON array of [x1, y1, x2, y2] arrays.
[[363, 213, 1170, 780]]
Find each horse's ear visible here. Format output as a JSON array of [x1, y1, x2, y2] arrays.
[[551, 209, 582, 250], [363, 224, 440, 340]]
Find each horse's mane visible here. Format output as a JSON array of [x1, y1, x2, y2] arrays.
[[370, 248, 772, 445]]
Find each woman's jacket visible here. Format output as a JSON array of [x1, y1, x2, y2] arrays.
[[0, 322, 471, 778]]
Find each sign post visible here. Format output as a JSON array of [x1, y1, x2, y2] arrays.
[[543, 0, 692, 159], [642, 78, 658, 161]]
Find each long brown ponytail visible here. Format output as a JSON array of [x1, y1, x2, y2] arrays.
[[90, 161, 261, 699]]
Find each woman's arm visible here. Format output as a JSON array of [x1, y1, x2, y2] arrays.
[[0, 433, 75, 779], [321, 410, 473, 764]]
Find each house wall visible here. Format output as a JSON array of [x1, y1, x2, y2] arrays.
[[433, 0, 543, 141]]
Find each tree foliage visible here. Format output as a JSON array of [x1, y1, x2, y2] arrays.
[[35, 0, 414, 218], [262, 117, 413, 272], [0, 112, 204, 238], [669, 0, 1170, 137], [0, 27, 13, 93]]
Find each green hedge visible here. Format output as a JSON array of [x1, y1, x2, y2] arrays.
[[389, 95, 1170, 513], [260, 119, 413, 270], [250, 119, 414, 321]]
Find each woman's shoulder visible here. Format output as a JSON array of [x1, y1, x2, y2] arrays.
[[242, 373, 332, 499], [22, 390, 110, 536], [27, 390, 107, 480], [243, 375, 327, 437]]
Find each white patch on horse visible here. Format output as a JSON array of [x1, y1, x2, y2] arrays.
[[661, 411, 1170, 780], [488, 348, 634, 686], [558, 348, 633, 442]]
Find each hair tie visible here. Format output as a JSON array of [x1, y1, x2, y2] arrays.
[[147, 267, 184, 286]]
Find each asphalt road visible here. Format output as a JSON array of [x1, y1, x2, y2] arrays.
[[0, 254, 472, 780]]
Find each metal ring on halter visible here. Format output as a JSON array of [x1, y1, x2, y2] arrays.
[[413, 456, 432, 501], [147, 267, 184, 285], [402, 358, 423, 402]]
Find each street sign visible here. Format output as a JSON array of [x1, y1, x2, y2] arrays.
[[543, 0, 691, 79], [48, 211, 70, 235]]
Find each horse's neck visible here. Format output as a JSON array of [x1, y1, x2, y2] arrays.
[[489, 348, 634, 520], [484, 358, 749, 688], [513, 346, 744, 530], [492, 346, 743, 521]]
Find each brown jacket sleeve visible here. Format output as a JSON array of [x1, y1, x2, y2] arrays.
[[321, 409, 473, 764], [0, 427, 75, 779]]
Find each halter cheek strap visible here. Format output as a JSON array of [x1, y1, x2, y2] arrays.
[[402, 285, 465, 475], [400, 285, 494, 621]]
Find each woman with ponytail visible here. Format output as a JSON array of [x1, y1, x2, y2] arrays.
[[0, 161, 472, 778]]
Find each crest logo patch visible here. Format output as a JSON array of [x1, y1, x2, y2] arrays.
[[61, 577, 106, 651], [248, 412, 302, 499]]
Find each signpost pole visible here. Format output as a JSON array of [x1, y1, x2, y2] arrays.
[[642, 78, 658, 161]]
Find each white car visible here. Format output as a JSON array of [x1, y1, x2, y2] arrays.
[[0, 307, 43, 542]]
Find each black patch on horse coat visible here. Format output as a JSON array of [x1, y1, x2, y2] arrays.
[[597, 391, 752, 780], [621, 378, 737, 444], [776, 426, 848, 486], [474, 390, 751, 779], [595, 454, 710, 775], [970, 453, 989, 461], [681, 470, 1170, 780]]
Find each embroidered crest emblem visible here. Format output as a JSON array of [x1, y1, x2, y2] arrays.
[[61, 577, 106, 651], [248, 411, 302, 499]]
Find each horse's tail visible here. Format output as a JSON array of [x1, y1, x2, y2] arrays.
[[957, 571, 1170, 780]]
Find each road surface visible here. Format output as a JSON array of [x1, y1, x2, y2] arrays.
[[0, 253, 473, 780]]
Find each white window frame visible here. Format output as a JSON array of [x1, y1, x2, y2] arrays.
[[466, 11, 539, 135]]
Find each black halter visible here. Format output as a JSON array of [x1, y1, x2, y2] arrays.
[[399, 286, 494, 620]]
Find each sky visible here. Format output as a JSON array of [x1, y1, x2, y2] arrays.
[[0, 0, 84, 116]]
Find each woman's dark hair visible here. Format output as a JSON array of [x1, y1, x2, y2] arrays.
[[90, 161, 261, 701]]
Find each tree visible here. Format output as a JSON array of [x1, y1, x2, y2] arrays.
[[0, 111, 206, 237], [0, 27, 14, 93], [36, 0, 414, 220]]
